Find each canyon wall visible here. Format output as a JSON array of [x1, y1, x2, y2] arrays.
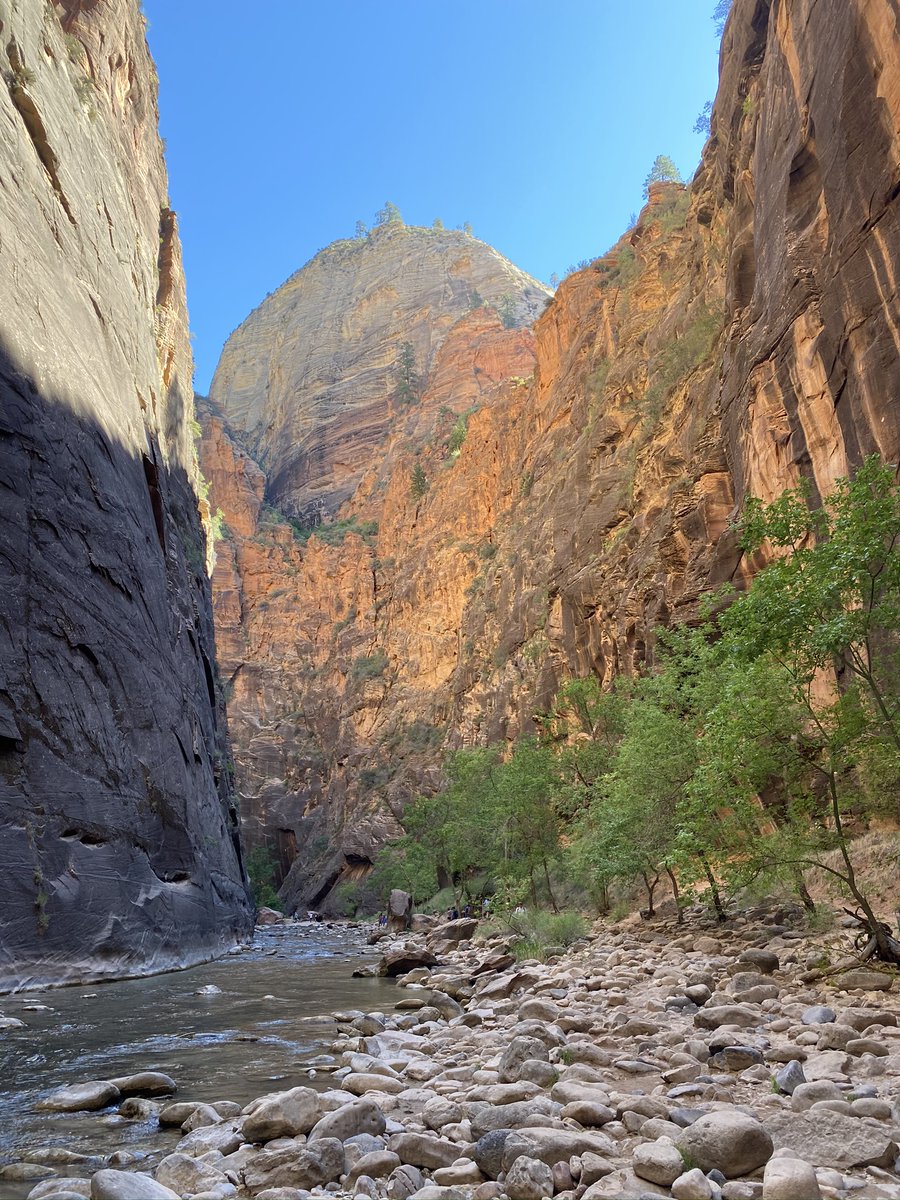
[[204, 0, 899, 911], [0, 0, 253, 988]]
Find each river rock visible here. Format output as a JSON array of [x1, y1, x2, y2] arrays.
[[90, 1172, 179, 1199], [388, 891, 413, 931], [117, 1097, 157, 1119], [347, 1152, 402, 1184], [801, 1007, 835, 1026], [107, 1071, 176, 1097], [344, 1073, 407, 1096], [154, 1154, 229, 1196], [388, 1165, 425, 1199], [762, 1156, 822, 1200], [676, 1112, 773, 1177], [765, 1110, 899, 1168], [632, 1139, 684, 1186], [175, 1121, 243, 1157], [694, 1006, 761, 1030], [497, 1036, 550, 1083], [469, 1101, 559, 1140], [472, 1131, 519, 1179], [388, 1134, 463, 1170], [38, 1082, 120, 1113], [504, 1155, 554, 1200], [159, 1101, 203, 1127], [380, 948, 438, 977], [308, 1097, 386, 1142], [774, 1061, 806, 1095], [242, 1137, 345, 1191], [502, 1128, 617, 1168], [27, 1181, 92, 1199], [834, 969, 893, 991], [738, 949, 779, 975], [243, 1086, 321, 1142], [790, 1081, 843, 1111], [423, 1099, 464, 1132], [559, 1099, 616, 1126], [182, 1103, 223, 1131], [709, 1045, 764, 1071], [671, 1167, 714, 1200]]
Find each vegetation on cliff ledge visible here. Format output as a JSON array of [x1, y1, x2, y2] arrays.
[[370, 458, 900, 960]]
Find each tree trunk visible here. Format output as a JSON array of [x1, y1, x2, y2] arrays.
[[665, 866, 683, 923], [699, 853, 725, 920]]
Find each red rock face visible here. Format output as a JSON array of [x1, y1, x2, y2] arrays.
[[203, 0, 900, 911]]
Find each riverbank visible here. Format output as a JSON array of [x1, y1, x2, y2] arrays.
[[1, 909, 898, 1199]]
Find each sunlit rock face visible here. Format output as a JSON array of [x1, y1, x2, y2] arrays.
[[208, 223, 551, 525], [204, 0, 899, 912], [0, 0, 253, 989]]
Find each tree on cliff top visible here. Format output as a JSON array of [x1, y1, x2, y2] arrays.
[[643, 155, 682, 197], [375, 201, 403, 226]]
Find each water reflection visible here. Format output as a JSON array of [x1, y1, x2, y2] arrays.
[[0, 922, 396, 1198]]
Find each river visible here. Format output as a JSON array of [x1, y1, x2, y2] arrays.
[[0, 921, 398, 1199]]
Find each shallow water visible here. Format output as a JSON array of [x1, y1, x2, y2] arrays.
[[0, 922, 398, 1198]]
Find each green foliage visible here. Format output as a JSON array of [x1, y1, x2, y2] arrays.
[[639, 303, 722, 428], [410, 463, 429, 500], [643, 154, 682, 197], [432, 217, 445, 231], [290, 514, 378, 547], [395, 341, 420, 405], [694, 101, 712, 136], [447, 413, 468, 457], [713, 0, 733, 36], [498, 293, 517, 329], [375, 201, 403, 226], [354, 220, 367, 238], [246, 846, 281, 909], [350, 649, 389, 682]]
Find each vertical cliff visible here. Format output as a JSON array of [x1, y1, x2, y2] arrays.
[[0, 0, 253, 988], [204, 0, 899, 912]]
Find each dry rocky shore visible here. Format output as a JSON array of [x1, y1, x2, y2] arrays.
[[4, 909, 899, 1200]]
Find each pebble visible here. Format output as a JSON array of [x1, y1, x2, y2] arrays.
[[15, 913, 900, 1200]]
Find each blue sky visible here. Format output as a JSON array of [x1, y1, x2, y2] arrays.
[[143, 1, 723, 393]]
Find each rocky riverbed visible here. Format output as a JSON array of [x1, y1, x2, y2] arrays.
[[1, 909, 898, 1200]]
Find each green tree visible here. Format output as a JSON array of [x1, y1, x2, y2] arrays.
[[643, 154, 682, 197], [549, 272, 559, 290], [375, 201, 403, 226], [498, 293, 516, 329], [694, 101, 712, 136], [713, 0, 732, 35], [395, 341, 420, 404], [432, 217, 445, 231], [410, 462, 428, 500], [462, 221, 473, 235], [354, 220, 367, 238]]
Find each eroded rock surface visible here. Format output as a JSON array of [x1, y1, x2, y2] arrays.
[[0, 0, 252, 989]]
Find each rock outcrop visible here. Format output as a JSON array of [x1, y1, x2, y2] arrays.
[[0, 0, 253, 988], [209, 223, 550, 524], [203, 0, 899, 911]]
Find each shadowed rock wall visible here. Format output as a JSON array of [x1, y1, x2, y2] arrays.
[[0, 0, 253, 987]]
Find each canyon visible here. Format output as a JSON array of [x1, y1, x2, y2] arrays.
[[201, 0, 900, 914], [0, 0, 252, 988]]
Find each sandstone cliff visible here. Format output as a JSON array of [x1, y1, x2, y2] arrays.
[[204, 0, 899, 912], [0, 0, 253, 987], [209, 224, 550, 525]]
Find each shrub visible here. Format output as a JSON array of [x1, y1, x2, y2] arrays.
[[351, 650, 389, 682]]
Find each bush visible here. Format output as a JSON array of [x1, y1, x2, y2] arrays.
[[351, 650, 389, 682], [290, 515, 378, 547]]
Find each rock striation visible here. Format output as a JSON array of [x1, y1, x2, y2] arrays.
[[209, 223, 551, 524], [0, 0, 253, 988], [203, 0, 900, 911]]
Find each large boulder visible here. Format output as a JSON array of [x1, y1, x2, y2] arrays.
[[153, 1154, 229, 1197], [107, 1072, 176, 1098], [676, 1112, 773, 1178], [379, 947, 438, 977], [242, 1086, 321, 1142], [308, 1097, 386, 1142], [388, 891, 413, 932], [762, 1156, 822, 1200], [90, 1172, 179, 1199], [38, 1083, 120, 1113], [241, 1137, 345, 1192], [504, 1156, 554, 1200], [765, 1110, 899, 1169]]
